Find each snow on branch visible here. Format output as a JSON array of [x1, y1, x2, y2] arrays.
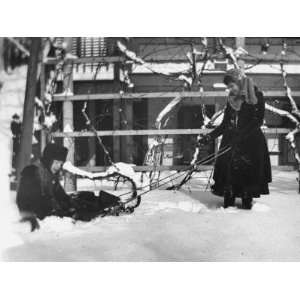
[[280, 64, 300, 119], [207, 109, 225, 127], [63, 161, 140, 186], [218, 38, 248, 70], [155, 96, 182, 129], [265, 102, 300, 164], [6, 37, 30, 57], [265, 103, 300, 126], [116, 40, 201, 85], [117, 41, 145, 65]]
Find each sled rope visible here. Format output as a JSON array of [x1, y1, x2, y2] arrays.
[[116, 145, 232, 204]]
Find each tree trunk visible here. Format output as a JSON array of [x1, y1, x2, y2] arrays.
[[17, 38, 41, 181], [0, 38, 4, 72]]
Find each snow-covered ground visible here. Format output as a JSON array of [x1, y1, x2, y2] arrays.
[[1, 66, 300, 261], [1, 169, 300, 261], [0, 67, 27, 259]]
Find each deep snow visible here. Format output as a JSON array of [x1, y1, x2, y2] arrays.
[[2, 169, 300, 261]]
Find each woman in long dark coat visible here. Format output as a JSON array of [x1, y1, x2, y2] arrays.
[[200, 69, 272, 209]]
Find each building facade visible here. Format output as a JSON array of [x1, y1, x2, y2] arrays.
[[43, 37, 300, 170]]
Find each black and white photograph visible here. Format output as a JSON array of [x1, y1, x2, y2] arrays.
[[0, 1, 299, 298], [1, 35, 300, 261]]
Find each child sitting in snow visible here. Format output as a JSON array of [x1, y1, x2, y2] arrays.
[[16, 143, 122, 231]]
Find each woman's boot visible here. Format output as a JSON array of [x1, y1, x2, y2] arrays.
[[241, 191, 253, 209], [223, 186, 235, 208]]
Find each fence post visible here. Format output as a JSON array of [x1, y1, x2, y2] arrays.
[[63, 37, 76, 192]]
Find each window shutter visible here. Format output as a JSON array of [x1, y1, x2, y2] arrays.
[[75, 37, 109, 57]]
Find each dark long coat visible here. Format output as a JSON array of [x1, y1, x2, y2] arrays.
[[16, 160, 70, 219], [209, 88, 272, 198]]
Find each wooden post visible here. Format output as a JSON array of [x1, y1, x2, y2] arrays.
[[0, 38, 4, 71], [113, 98, 121, 162], [119, 39, 135, 164], [120, 99, 134, 163], [235, 37, 245, 48], [17, 38, 42, 180], [63, 37, 76, 192], [40, 62, 47, 152], [214, 100, 222, 154], [126, 100, 134, 163], [236, 37, 246, 74], [87, 101, 96, 166]]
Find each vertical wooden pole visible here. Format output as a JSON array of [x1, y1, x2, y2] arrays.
[[0, 38, 4, 71], [88, 101, 96, 166], [120, 99, 133, 163], [147, 97, 153, 162], [17, 38, 42, 180], [40, 62, 47, 152], [126, 99, 134, 163], [113, 98, 121, 162], [235, 37, 245, 48], [120, 39, 135, 163], [63, 37, 76, 192], [235, 37, 245, 74], [214, 100, 222, 155]]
